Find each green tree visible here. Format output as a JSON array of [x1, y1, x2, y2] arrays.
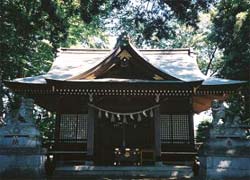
[[0, 0, 108, 117], [210, 0, 250, 81], [196, 120, 211, 142], [160, 13, 224, 75], [79, 0, 215, 47], [0, 0, 71, 115], [97, 1, 221, 74], [209, 0, 250, 121]]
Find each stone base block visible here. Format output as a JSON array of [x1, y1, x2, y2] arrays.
[[54, 165, 193, 179], [199, 156, 250, 180], [0, 154, 46, 179]]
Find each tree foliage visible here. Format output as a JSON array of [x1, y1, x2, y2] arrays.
[[158, 13, 223, 75], [210, 0, 250, 80], [0, 0, 62, 116], [209, 0, 250, 121], [100, 0, 215, 47], [196, 120, 211, 142], [0, 0, 108, 116]]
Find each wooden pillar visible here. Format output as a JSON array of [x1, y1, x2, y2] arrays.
[[154, 106, 161, 161], [189, 96, 195, 146], [55, 97, 62, 144], [55, 113, 60, 143], [87, 105, 95, 157]]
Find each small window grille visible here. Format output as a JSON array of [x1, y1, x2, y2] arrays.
[[60, 114, 88, 143], [160, 114, 190, 144]]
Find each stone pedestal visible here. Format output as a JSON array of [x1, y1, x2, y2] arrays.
[[199, 138, 250, 180], [0, 124, 46, 178], [0, 151, 45, 178], [0, 98, 45, 178]]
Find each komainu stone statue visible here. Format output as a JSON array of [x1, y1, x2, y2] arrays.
[[0, 97, 40, 147], [0, 98, 44, 178], [199, 99, 250, 180], [210, 99, 246, 138], [211, 99, 226, 127]]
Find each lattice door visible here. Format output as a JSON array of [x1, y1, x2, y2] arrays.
[[60, 114, 88, 143], [160, 114, 190, 144]]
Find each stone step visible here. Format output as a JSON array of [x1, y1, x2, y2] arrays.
[[51, 165, 194, 179]]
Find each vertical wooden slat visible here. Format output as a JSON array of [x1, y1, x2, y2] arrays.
[[154, 106, 161, 160], [87, 105, 95, 156]]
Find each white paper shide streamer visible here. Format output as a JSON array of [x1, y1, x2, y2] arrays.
[[88, 103, 159, 125]]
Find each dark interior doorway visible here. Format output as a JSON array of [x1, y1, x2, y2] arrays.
[[94, 114, 154, 165], [94, 117, 122, 165]]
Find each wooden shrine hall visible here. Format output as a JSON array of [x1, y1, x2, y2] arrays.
[[5, 35, 245, 166]]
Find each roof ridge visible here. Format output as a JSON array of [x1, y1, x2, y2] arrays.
[[59, 47, 193, 52], [60, 48, 111, 51]]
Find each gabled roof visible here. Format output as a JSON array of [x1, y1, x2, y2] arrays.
[[9, 37, 245, 87], [5, 36, 247, 114]]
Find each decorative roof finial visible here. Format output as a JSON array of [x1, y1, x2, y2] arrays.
[[115, 32, 130, 48]]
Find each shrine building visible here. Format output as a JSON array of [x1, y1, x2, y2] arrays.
[[5, 35, 245, 166]]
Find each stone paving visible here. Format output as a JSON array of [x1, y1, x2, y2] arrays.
[[45, 165, 194, 180]]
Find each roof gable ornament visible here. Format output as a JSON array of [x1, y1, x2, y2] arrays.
[[118, 49, 132, 68], [117, 50, 132, 60]]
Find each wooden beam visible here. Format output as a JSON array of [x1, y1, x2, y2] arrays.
[[87, 105, 95, 156]]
